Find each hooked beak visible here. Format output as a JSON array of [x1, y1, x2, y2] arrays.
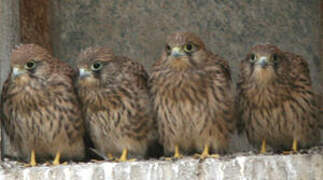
[[171, 47, 185, 58], [12, 67, 26, 77], [79, 68, 91, 78], [256, 56, 268, 68]]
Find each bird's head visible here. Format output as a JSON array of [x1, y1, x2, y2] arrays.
[[76, 47, 117, 88], [244, 44, 287, 84], [163, 32, 207, 70], [10, 44, 52, 85]]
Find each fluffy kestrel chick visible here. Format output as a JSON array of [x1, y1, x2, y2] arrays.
[[0, 44, 85, 166], [75, 47, 158, 161], [150, 32, 235, 159], [236, 43, 320, 153]]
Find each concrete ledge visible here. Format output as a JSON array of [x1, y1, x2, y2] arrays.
[[0, 151, 322, 180]]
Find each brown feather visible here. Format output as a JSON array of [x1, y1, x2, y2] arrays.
[[236, 43, 320, 151], [0, 44, 85, 162], [150, 32, 235, 155], [75, 47, 158, 159]]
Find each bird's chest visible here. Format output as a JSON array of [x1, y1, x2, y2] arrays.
[[84, 92, 132, 131], [155, 71, 207, 101], [244, 100, 296, 139], [242, 83, 287, 109], [155, 73, 209, 128], [3, 87, 58, 141]]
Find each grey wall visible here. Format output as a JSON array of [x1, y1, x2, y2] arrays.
[[0, 0, 20, 89], [0, 0, 20, 159], [50, 0, 321, 90]]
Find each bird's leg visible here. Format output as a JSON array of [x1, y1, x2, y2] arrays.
[[164, 145, 183, 160], [194, 144, 219, 159], [52, 152, 61, 165], [107, 153, 114, 160], [117, 149, 136, 162], [173, 145, 183, 159], [194, 144, 209, 159], [118, 149, 128, 162], [260, 139, 266, 154], [283, 139, 298, 155], [200, 144, 210, 158], [52, 152, 67, 165], [24, 150, 37, 167]]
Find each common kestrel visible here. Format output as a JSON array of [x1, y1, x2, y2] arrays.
[[0, 44, 85, 166], [75, 47, 158, 161], [236, 43, 320, 153], [150, 32, 235, 159]]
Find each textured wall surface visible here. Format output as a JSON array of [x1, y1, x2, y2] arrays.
[[50, 0, 321, 89], [20, 0, 52, 53], [0, 0, 20, 160], [0, 153, 322, 180], [0, 0, 20, 91]]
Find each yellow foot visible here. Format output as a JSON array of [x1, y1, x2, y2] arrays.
[[24, 162, 36, 167], [194, 153, 220, 159], [107, 153, 114, 160], [194, 144, 209, 159], [165, 145, 183, 160], [52, 152, 67, 166], [24, 150, 37, 167], [282, 151, 296, 155], [116, 149, 136, 162], [260, 139, 266, 154], [283, 139, 298, 155], [52, 152, 61, 165], [164, 155, 183, 161], [193, 144, 220, 159]]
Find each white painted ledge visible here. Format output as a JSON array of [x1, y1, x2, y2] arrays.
[[0, 152, 322, 180]]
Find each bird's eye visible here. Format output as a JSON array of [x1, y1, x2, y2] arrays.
[[184, 43, 194, 53], [272, 54, 278, 62], [24, 61, 36, 70], [166, 45, 171, 51], [250, 54, 256, 62], [91, 62, 102, 71], [166, 45, 171, 54]]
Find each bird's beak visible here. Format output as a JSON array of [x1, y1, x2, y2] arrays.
[[256, 56, 268, 68], [171, 47, 185, 58], [79, 68, 91, 78], [12, 67, 26, 77]]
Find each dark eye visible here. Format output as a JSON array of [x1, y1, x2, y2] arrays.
[[91, 62, 102, 71], [24, 61, 36, 69], [166, 45, 171, 51], [166, 45, 171, 54], [272, 54, 278, 62], [250, 54, 256, 62], [184, 43, 193, 52]]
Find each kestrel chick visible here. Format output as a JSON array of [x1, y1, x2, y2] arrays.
[[236, 43, 320, 153], [0, 44, 85, 166], [150, 32, 235, 159], [75, 47, 158, 161]]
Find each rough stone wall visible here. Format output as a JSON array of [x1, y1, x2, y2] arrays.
[[0, 0, 20, 92], [20, 0, 52, 53], [0, 0, 20, 160], [1, 153, 322, 180]]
